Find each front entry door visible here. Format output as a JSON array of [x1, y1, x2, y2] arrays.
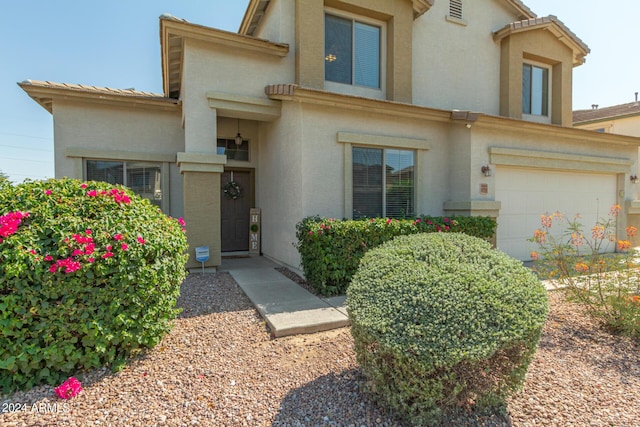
[[221, 170, 253, 252]]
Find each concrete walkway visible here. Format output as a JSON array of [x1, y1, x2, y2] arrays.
[[219, 256, 350, 338]]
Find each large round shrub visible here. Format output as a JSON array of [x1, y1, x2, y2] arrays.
[[0, 179, 188, 393], [347, 232, 548, 425]]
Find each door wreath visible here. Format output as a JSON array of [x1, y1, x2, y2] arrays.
[[223, 181, 242, 200]]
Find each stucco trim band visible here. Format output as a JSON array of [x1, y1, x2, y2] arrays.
[[337, 132, 430, 150], [489, 147, 633, 173], [443, 201, 502, 216], [177, 152, 227, 174], [65, 148, 176, 163], [207, 92, 281, 121]]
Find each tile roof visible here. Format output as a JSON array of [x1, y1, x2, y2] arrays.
[[493, 15, 589, 65], [19, 79, 169, 99], [574, 101, 640, 124]]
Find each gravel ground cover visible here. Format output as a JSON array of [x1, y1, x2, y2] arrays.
[[2, 271, 640, 426]]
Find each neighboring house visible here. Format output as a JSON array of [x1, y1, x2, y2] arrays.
[[574, 95, 640, 230], [20, 0, 640, 269]]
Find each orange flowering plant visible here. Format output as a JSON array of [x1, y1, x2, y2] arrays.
[[529, 205, 640, 338]]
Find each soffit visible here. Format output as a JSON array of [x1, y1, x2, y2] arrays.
[[493, 15, 590, 66]]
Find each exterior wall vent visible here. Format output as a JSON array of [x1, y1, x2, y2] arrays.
[[449, 0, 463, 20]]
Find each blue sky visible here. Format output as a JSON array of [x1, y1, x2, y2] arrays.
[[1, 0, 638, 183]]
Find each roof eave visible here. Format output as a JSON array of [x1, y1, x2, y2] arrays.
[[493, 16, 590, 67], [18, 81, 179, 114]]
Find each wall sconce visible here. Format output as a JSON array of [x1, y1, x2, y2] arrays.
[[235, 118, 243, 146], [481, 165, 492, 177], [631, 175, 639, 184]]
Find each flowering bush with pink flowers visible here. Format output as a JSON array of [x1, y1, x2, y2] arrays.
[[529, 205, 640, 337], [0, 178, 188, 393]]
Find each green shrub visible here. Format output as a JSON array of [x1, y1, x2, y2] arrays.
[[295, 216, 496, 296], [347, 233, 548, 425], [0, 178, 188, 393]]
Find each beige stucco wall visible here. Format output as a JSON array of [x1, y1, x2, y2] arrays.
[[51, 99, 185, 217], [294, 0, 413, 102], [576, 116, 640, 138], [412, 0, 516, 114], [471, 123, 638, 203], [257, 99, 453, 269]]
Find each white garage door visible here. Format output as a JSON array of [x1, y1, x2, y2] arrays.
[[495, 167, 618, 260]]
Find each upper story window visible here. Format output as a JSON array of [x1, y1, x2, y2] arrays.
[[352, 147, 414, 219], [522, 63, 550, 117], [85, 160, 163, 209], [324, 10, 385, 98]]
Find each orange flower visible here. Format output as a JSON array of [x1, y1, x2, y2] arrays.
[[540, 214, 553, 228], [592, 225, 605, 240], [575, 262, 589, 273], [629, 295, 640, 305], [570, 233, 584, 247], [610, 204, 622, 217], [534, 229, 547, 244], [626, 225, 638, 237], [617, 240, 631, 251], [530, 251, 539, 261]]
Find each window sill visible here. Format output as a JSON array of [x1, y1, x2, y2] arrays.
[[446, 15, 467, 27]]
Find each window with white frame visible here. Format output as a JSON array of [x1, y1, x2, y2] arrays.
[[85, 160, 163, 209], [324, 12, 382, 90], [522, 63, 550, 117], [352, 147, 414, 219]]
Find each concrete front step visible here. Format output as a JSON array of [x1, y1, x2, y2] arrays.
[[221, 257, 350, 338]]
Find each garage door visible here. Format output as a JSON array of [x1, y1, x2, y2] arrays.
[[495, 167, 618, 260]]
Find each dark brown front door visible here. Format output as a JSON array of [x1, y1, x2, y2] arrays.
[[221, 170, 253, 252]]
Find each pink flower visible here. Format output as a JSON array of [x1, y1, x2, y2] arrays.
[[106, 245, 112, 251], [72, 249, 84, 257], [85, 229, 92, 235], [54, 377, 82, 400], [386, 218, 392, 225], [52, 257, 81, 274], [84, 243, 95, 255], [177, 217, 186, 227], [137, 237, 145, 245], [113, 234, 124, 241], [87, 258, 95, 263], [81, 183, 87, 189], [102, 252, 114, 259], [121, 243, 129, 251], [86, 190, 98, 197], [44, 189, 52, 195], [0, 211, 30, 239], [44, 255, 53, 261], [29, 249, 37, 255]]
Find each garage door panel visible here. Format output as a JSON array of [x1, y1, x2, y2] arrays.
[[496, 167, 617, 260]]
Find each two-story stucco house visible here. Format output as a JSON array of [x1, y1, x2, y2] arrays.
[[20, 0, 640, 269]]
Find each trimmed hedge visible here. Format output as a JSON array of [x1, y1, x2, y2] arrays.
[[295, 215, 496, 296], [347, 233, 548, 425], [0, 179, 188, 393]]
